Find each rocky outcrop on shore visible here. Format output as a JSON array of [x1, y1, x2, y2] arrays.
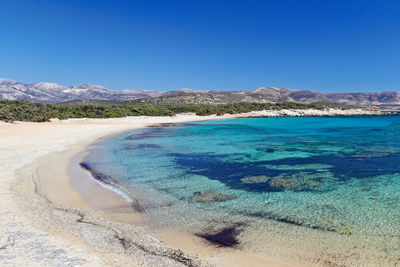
[[236, 108, 381, 118]]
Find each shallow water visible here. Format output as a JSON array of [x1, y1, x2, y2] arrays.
[[84, 116, 400, 263]]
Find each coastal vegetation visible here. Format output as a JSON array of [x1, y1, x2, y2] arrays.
[[0, 100, 325, 122], [0, 100, 56, 122]]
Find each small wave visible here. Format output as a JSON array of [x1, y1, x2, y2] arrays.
[[79, 161, 143, 212]]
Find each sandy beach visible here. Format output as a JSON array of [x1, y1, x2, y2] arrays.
[[0, 113, 296, 266], [0, 109, 386, 266]]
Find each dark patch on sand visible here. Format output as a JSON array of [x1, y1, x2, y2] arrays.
[[196, 223, 246, 247]]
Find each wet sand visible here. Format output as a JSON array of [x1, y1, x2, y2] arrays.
[[157, 229, 292, 267]]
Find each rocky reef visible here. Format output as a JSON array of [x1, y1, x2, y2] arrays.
[[268, 178, 301, 190], [239, 170, 335, 191], [240, 175, 270, 184], [189, 190, 236, 203]]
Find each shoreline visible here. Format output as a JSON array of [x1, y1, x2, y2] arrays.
[[1, 113, 295, 266], [74, 131, 295, 267], [0, 115, 222, 266], [0, 111, 391, 266]]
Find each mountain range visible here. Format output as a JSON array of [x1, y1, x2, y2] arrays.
[[1, 78, 399, 109]]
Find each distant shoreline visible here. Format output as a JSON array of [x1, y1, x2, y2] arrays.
[[1, 99, 383, 123], [0, 106, 386, 124], [224, 108, 382, 117]]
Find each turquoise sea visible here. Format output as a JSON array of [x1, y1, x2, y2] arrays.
[[83, 116, 400, 264]]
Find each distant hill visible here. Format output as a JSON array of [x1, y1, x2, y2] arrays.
[[0, 78, 162, 103], [135, 87, 399, 109], [1, 78, 399, 108]]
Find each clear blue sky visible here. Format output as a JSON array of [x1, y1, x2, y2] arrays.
[[0, 0, 399, 92]]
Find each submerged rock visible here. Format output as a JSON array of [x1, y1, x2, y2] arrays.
[[259, 170, 336, 191], [189, 190, 236, 203], [305, 179, 323, 188], [268, 178, 301, 190], [240, 175, 270, 184]]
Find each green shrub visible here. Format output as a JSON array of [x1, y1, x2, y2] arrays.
[[0, 100, 324, 122]]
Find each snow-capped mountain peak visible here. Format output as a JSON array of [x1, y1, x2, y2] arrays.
[[0, 78, 161, 103], [0, 78, 17, 85]]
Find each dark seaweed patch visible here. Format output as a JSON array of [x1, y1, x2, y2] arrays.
[[273, 153, 400, 180], [148, 123, 182, 127], [255, 147, 275, 153], [151, 122, 237, 128], [124, 143, 161, 150], [125, 127, 172, 140], [168, 152, 282, 192], [196, 223, 245, 247], [184, 123, 242, 127], [167, 150, 400, 194]]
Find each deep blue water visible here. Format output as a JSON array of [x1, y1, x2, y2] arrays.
[[84, 116, 400, 236]]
